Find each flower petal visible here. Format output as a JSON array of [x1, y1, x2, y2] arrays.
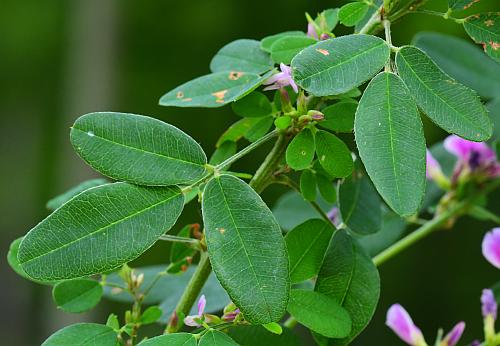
[[184, 315, 201, 327], [481, 289, 498, 320], [482, 228, 500, 269], [443, 321, 465, 346], [444, 135, 495, 163], [426, 150, 441, 179], [386, 304, 425, 346]]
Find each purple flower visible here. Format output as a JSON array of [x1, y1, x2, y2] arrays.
[[482, 228, 500, 269], [442, 321, 465, 346], [307, 23, 319, 40], [184, 294, 206, 327], [327, 206, 341, 228], [481, 289, 497, 320], [470, 341, 481, 346], [444, 135, 500, 178], [426, 150, 441, 179], [263, 63, 299, 93], [386, 304, 426, 346]]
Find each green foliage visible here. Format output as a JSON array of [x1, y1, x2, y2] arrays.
[[46, 178, 108, 211], [52, 279, 103, 313], [287, 289, 352, 338], [320, 101, 357, 133], [286, 128, 315, 170], [229, 325, 301, 345], [159, 71, 268, 108], [291, 34, 390, 96], [463, 12, 500, 63], [414, 32, 500, 99], [209, 141, 237, 165], [270, 36, 317, 64], [202, 174, 289, 324], [355, 72, 426, 216], [71, 112, 207, 185], [140, 306, 163, 324], [448, 0, 478, 11], [339, 2, 369, 27], [338, 174, 382, 235], [272, 191, 330, 230], [396, 46, 492, 141], [286, 219, 334, 283], [315, 231, 380, 345], [137, 333, 197, 346], [300, 169, 317, 201], [199, 330, 238, 346], [19, 183, 184, 280], [232, 91, 273, 118], [315, 130, 353, 178], [261, 31, 306, 53], [210, 39, 274, 74], [316, 173, 337, 203], [42, 323, 117, 346]]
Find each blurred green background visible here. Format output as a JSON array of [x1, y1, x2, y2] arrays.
[[1, 0, 499, 345]]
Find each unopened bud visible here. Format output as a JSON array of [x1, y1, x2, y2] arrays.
[[308, 110, 325, 121]]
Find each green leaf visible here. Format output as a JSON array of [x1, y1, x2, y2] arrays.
[[202, 174, 289, 324], [315, 231, 380, 345], [316, 174, 337, 203], [262, 322, 283, 335], [102, 265, 229, 319], [275, 116, 293, 130], [19, 183, 184, 281], [355, 72, 426, 216], [291, 34, 390, 96], [170, 224, 197, 263], [52, 279, 102, 313], [210, 39, 274, 74], [272, 191, 331, 230], [488, 98, 500, 140], [46, 179, 108, 211], [209, 141, 237, 165], [232, 91, 272, 118], [339, 2, 369, 27], [448, 0, 479, 11], [140, 306, 163, 324], [287, 289, 351, 338], [286, 219, 334, 283], [270, 36, 317, 65], [261, 31, 306, 53], [71, 112, 207, 186], [286, 128, 315, 170], [396, 46, 492, 141], [354, 0, 382, 32], [319, 101, 357, 133], [199, 330, 238, 346], [42, 323, 117, 346], [414, 32, 500, 99], [106, 314, 120, 331], [316, 8, 340, 32], [137, 333, 197, 346], [315, 130, 353, 178], [300, 169, 317, 201], [216, 117, 263, 146], [244, 116, 274, 142], [339, 174, 382, 235], [463, 12, 500, 63], [8, 237, 51, 284], [229, 325, 301, 346], [159, 71, 268, 108], [354, 208, 407, 256]]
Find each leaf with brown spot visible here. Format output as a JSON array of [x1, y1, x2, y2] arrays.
[[464, 12, 500, 63]]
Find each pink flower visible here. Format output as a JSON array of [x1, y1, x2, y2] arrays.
[[263, 63, 299, 93], [386, 304, 426, 346], [442, 321, 465, 346], [426, 150, 442, 179], [482, 228, 500, 269], [444, 135, 500, 178], [184, 295, 206, 327], [481, 289, 497, 320], [307, 23, 319, 40]]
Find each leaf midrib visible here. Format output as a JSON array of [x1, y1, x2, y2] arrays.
[[214, 176, 274, 320], [72, 127, 205, 169], [398, 49, 487, 134], [21, 187, 181, 266], [296, 39, 387, 84]]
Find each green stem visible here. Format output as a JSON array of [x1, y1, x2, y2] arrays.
[[374, 180, 500, 267], [383, 20, 393, 72], [165, 252, 212, 333], [158, 234, 200, 245], [358, 7, 382, 35], [249, 133, 290, 191], [283, 316, 298, 329], [216, 130, 278, 172]]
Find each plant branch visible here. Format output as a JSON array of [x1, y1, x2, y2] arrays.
[[358, 6, 382, 35], [373, 180, 500, 267], [158, 234, 200, 245]]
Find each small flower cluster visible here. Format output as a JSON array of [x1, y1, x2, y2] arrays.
[[183, 295, 241, 328], [427, 135, 500, 188]]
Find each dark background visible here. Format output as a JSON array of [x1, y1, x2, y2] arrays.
[[1, 0, 499, 345]]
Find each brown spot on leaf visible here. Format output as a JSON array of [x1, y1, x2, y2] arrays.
[[490, 41, 500, 50], [176, 91, 184, 99], [181, 98, 192, 102], [229, 71, 244, 80], [218, 227, 226, 234], [212, 90, 228, 103], [484, 19, 494, 27], [464, 0, 480, 10], [316, 48, 330, 56]]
